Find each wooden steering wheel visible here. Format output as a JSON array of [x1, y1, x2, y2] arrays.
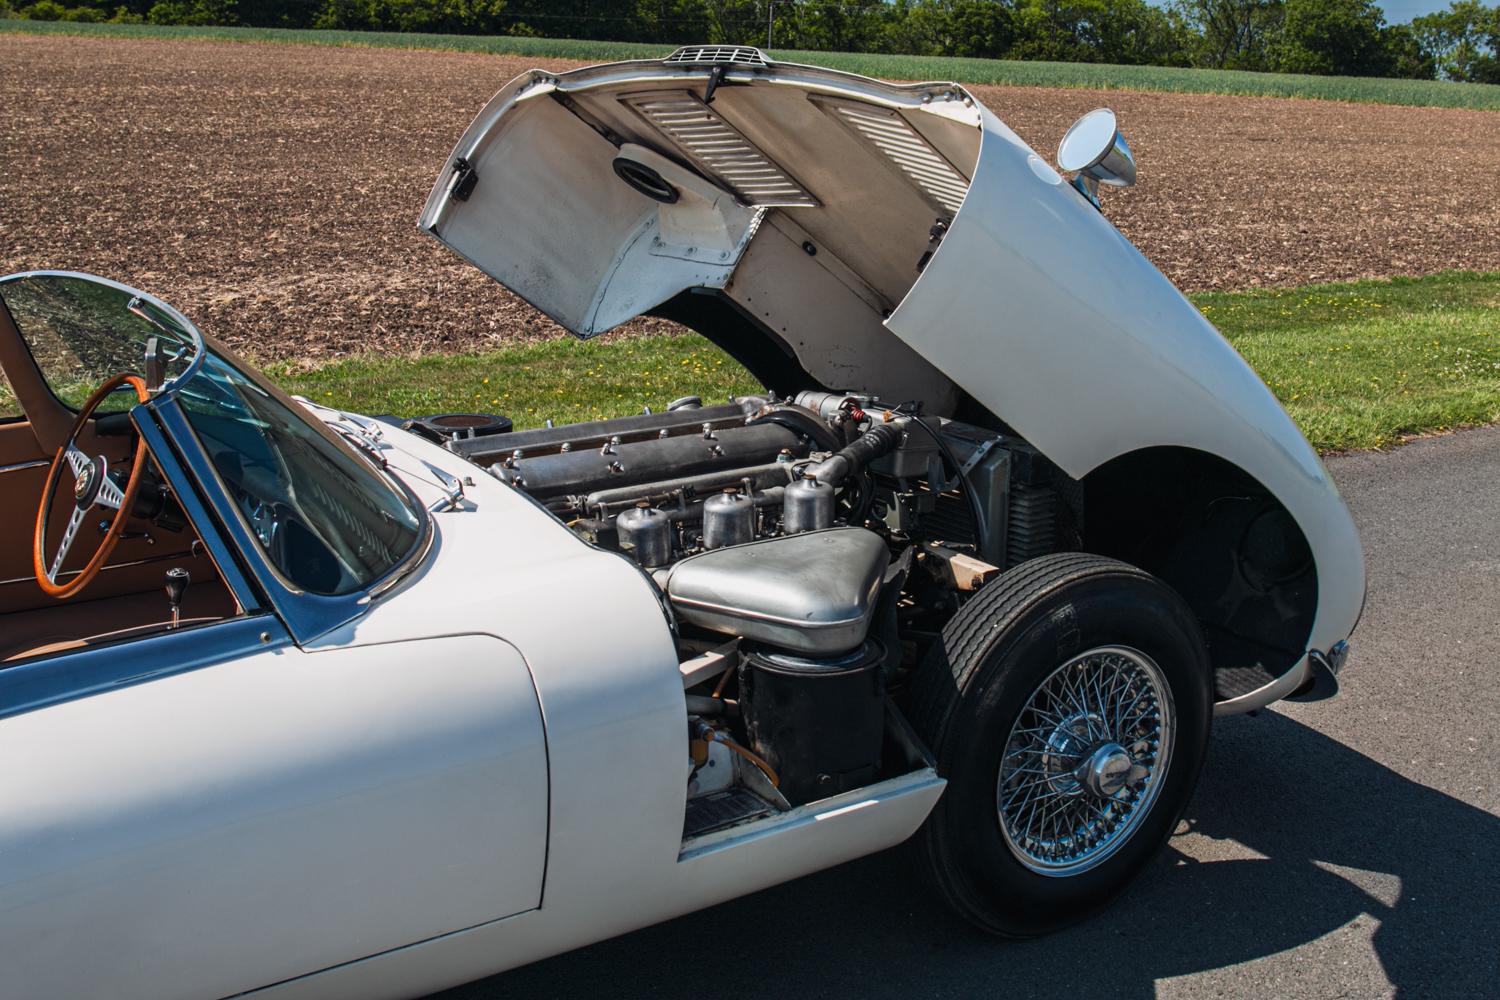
[[33, 373, 151, 599]]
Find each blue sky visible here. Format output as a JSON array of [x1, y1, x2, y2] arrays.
[[1146, 0, 1452, 23], [1377, 0, 1451, 22]]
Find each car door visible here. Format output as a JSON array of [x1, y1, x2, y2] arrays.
[[0, 623, 549, 1000]]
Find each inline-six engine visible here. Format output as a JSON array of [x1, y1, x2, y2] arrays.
[[409, 389, 1078, 824], [485, 390, 905, 563]]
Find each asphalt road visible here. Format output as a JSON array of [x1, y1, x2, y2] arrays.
[[435, 428, 1500, 1000]]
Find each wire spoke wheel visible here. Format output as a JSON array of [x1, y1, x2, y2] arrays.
[[996, 645, 1175, 877]]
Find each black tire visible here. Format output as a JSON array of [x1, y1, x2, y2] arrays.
[[910, 553, 1212, 937]]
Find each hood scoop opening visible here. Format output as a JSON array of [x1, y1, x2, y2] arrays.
[[664, 45, 772, 68]]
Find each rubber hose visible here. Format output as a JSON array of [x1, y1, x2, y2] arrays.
[[812, 421, 905, 485]]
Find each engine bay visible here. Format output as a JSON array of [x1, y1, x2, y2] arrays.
[[407, 390, 1082, 837]]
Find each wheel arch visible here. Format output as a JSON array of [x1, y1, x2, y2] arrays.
[[1078, 445, 1319, 704]]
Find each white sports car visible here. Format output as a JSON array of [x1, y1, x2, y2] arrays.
[[0, 45, 1362, 1000]]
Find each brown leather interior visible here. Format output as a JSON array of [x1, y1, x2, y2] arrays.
[[3, 442, 227, 612], [0, 291, 243, 664]]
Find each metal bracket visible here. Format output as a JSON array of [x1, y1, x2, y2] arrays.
[[703, 64, 727, 105], [1287, 640, 1350, 703], [422, 460, 466, 511], [957, 437, 997, 479], [1071, 173, 1102, 211], [144, 335, 164, 393], [449, 158, 479, 202]]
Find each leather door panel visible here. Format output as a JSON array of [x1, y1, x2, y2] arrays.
[[0, 419, 206, 615]]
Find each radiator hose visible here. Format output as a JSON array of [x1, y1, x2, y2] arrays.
[[807, 419, 906, 486]]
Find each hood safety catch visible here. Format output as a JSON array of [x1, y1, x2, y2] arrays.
[[448, 158, 479, 203], [703, 64, 727, 105], [916, 216, 952, 274]]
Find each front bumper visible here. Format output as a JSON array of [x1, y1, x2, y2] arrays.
[[1286, 639, 1352, 703]]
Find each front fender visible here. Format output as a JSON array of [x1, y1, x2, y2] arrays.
[[886, 102, 1364, 690]]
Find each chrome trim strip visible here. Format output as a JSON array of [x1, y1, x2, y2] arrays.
[[132, 403, 262, 612], [0, 458, 48, 475], [367, 521, 434, 601], [0, 615, 289, 722], [678, 765, 946, 862]]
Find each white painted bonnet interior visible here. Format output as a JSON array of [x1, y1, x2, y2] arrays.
[[420, 61, 984, 410]]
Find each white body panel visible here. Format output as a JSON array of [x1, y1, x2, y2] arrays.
[[0, 631, 547, 1000], [246, 772, 942, 1000]]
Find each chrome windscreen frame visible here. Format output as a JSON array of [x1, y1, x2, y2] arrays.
[[131, 403, 262, 613], [0, 269, 208, 398]]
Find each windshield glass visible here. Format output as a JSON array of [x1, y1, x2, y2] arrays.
[[177, 350, 424, 596], [0, 272, 198, 411]]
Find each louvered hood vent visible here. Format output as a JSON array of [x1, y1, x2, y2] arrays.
[[816, 98, 970, 215], [663, 45, 771, 67], [621, 91, 819, 208]]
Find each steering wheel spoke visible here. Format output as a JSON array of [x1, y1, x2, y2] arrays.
[[64, 444, 91, 481], [46, 506, 87, 583], [95, 473, 126, 511]]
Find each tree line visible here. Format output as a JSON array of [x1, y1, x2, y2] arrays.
[[6, 0, 1499, 83]]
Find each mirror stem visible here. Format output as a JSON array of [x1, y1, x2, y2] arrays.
[[1072, 173, 1101, 211]]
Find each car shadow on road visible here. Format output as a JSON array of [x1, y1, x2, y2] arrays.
[[435, 711, 1500, 999]]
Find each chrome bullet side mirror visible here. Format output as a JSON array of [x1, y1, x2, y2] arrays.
[[1057, 108, 1136, 210]]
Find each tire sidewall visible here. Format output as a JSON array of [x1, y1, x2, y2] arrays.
[[930, 571, 1212, 934]]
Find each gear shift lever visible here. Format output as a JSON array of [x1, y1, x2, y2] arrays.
[[165, 567, 189, 629]]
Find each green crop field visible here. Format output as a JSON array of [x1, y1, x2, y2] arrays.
[[269, 272, 1500, 454], [5, 19, 1500, 111]]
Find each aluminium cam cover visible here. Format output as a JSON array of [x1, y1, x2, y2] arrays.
[[665, 527, 890, 655]]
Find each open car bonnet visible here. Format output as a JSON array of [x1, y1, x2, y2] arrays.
[[420, 46, 989, 413]]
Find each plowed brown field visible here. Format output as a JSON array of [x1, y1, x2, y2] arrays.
[[2, 34, 1498, 362]]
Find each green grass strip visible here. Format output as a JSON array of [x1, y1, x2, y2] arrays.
[[1198, 272, 1500, 451], [5, 19, 1500, 111], [270, 333, 765, 431], [269, 271, 1500, 454]]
